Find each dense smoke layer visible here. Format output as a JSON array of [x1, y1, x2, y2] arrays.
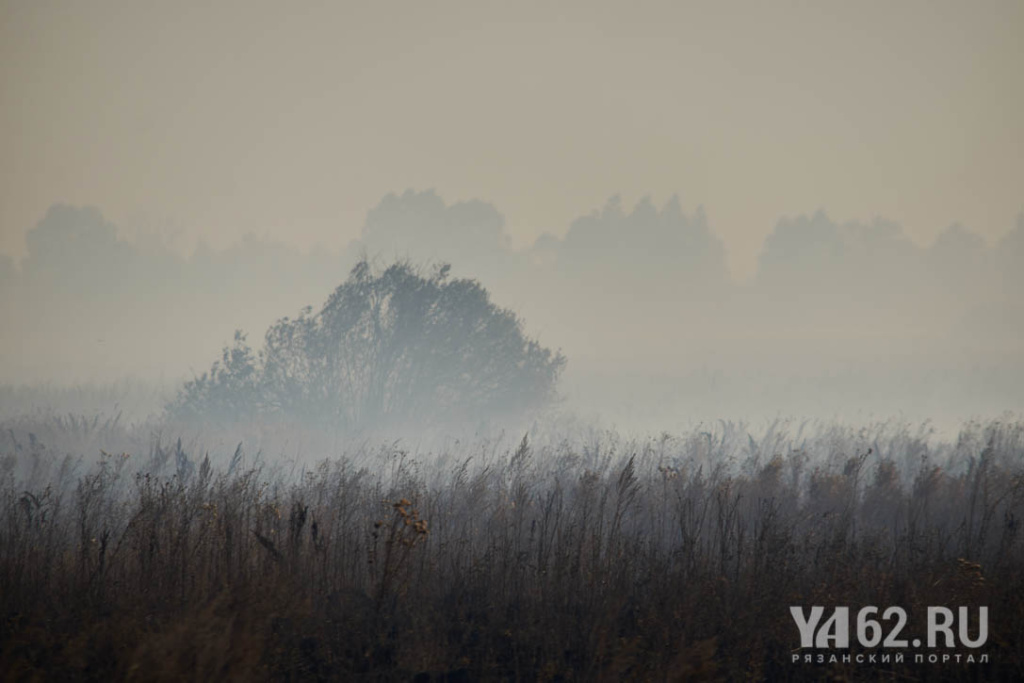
[[1, 194, 1021, 429]]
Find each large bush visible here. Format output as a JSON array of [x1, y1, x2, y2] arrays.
[[167, 260, 566, 430]]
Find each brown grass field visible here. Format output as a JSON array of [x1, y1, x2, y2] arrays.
[[1, 416, 1022, 681]]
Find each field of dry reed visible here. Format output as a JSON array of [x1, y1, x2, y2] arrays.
[[1, 415, 1022, 681]]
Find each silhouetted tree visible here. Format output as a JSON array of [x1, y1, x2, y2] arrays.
[[168, 260, 566, 431]]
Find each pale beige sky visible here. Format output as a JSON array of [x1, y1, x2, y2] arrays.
[[2, 0, 1022, 279]]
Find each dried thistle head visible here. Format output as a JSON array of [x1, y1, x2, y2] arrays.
[[658, 465, 680, 481]]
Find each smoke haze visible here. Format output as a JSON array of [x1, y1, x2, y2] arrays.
[[2, 194, 1022, 432], [1, 1, 1022, 431]]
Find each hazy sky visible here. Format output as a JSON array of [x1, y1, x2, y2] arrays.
[[2, 0, 1022, 279]]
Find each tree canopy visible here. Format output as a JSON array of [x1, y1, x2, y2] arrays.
[[167, 260, 566, 431]]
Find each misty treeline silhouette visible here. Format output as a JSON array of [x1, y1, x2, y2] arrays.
[[166, 260, 565, 430], [4, 194, 1024, 388]]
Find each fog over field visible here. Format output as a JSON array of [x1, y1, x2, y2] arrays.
[[2, 2, 1022, 433], [3, 3, 1024, 679], [1, 194, 1022, 433]]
